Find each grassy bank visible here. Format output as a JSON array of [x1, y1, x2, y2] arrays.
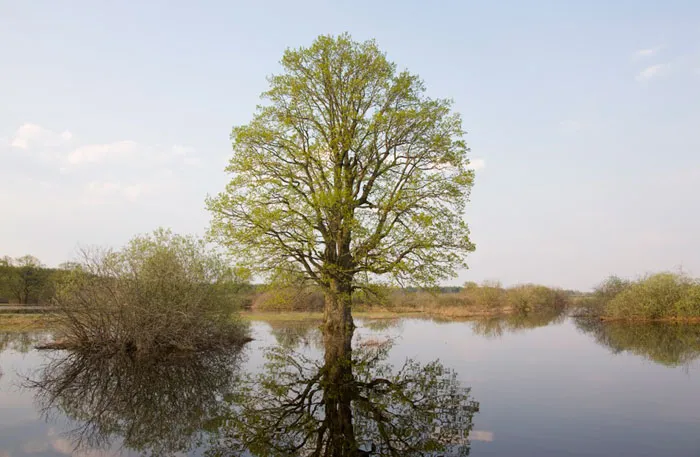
[[577, 272, 700, 322], [0, 313, 54, 332]]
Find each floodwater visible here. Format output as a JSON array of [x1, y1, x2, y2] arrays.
[[1, 315, 699, 456]]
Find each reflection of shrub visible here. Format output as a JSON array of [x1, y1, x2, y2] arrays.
[[575, 318, 700, 366], [52, 229, 249, 353], [583, 273, 700, 320], [28, 349, 242, 455], [472, 310, 566, 338]]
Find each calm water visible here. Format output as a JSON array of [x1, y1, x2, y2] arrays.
[[1, 316, 699, 456]]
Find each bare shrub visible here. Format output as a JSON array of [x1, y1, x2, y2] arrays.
[[50, 229, 250, 353]]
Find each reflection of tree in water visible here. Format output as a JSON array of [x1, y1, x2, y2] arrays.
[[576, 319, 700, 367], [26, 325, 478, 457], [0, 331, 44, 353], [1, 332, 44, 378], [360, 318, 403, 332], [267, 319, 324, 348], [212, 326, 479, 457], [27, 349, 243, 456], [471, 310, 566, 338]]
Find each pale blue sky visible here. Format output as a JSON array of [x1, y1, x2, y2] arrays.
[[1, 0, 699, 290]]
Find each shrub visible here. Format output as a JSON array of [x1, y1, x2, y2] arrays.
[[251, 287, 325, 311], [462, 281, 505, 309], [51, 229, 250, 353], [605, 273, 700, 320]]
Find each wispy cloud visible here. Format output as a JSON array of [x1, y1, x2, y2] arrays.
[[84, 169, 176, 203], [66, 140, 140, 165], [10, 123, 72, 150], [7, 123, 199, 170], [634, 46, 661, 58], [635, 63, 670, 82]]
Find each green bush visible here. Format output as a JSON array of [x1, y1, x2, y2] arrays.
[[600, 272, 700, 320], [504, 285, 567, 314], [251, 287, 325, 311]]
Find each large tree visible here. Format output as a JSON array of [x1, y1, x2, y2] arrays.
[[208, 34, 475, 330]]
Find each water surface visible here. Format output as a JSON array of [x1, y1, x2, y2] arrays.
[[1, 316, 699, 456]]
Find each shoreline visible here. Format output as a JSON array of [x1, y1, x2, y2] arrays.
[[4, 309, 700, 332]]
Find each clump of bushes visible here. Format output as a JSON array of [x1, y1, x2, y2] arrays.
[[50, 229, 250, 354], [352, 282, 569, 317], [599, 272, 700, 320], [251, 286, 324, 311]]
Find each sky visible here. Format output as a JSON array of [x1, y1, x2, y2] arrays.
[[1, 0, 699, 290]]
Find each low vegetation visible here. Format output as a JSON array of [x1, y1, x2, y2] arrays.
[[578, 272, 700, 321], [48, 229, 250, 354], [243, 282, 570, 318], [0, 314, 53, 332], [355, 282, 570, 318]]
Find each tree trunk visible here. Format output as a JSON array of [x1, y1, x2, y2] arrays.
[[324, 278, 354, 332]]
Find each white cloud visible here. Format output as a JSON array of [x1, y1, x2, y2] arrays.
[[10, 123, 72, 150], [636, 63, 670, 82], [468, 158, 486, 171], [634, 46, 661, 58], [559, 120, 583, 133], [8, 123, 200, 170], [66, 140, 139, 165], [84, 169, 176, 203]]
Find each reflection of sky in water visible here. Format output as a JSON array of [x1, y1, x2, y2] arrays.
[[1, 318, 700, 457]]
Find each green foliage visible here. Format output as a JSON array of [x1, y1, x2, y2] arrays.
[[251, 286, 325, 311], [581, 272, 700, 320], [52, 228, 250, 353], [0, 255, 52, 304], [207, 33, 475, 306], [504, 284, 568, 314]]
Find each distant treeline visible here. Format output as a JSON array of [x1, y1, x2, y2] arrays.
[[0, 256, 72, 305]]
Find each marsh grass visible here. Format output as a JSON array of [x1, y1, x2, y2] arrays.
[[0, 314, 53, 332]]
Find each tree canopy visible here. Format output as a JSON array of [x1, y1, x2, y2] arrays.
[[208, 33, 475, 326]]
